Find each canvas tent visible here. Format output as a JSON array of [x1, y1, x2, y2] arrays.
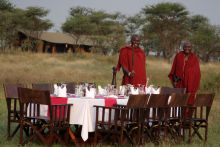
[[17, 30, 94, 53]]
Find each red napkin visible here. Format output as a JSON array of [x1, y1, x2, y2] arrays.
[[50, 96, 68, 104], [105, 98, 117, 107], [48, 96, 68, 119]]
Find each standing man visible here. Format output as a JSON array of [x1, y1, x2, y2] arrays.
[[115, 34, 147, 86], [168, 41, 201, 105]]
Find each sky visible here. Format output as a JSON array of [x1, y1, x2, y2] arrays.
[[10, 0, 220, 32]]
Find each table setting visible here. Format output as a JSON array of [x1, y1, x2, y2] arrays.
[[49, 82, 161, 141]]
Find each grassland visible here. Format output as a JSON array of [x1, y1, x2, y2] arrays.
[[0, 52, 219, 146]]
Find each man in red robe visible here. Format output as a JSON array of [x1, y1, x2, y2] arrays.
[[168, 41, 201, 105], [115, 35, 147, 86]]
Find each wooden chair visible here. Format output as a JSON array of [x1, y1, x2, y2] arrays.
[[94, 94, 149, 147], [18, 87, 73, 146], [159, 86, 186, 94], [32, 83, 54, 94], [143, 94, 170, 144], [166, 93, 190, 143], [183, 93, 215, 143], [3, 83, 28, 140]]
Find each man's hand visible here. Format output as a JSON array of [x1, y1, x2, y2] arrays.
[[112, 66, 117, 74], [173, 82, 177, 88], [128, 70, 135, 77]]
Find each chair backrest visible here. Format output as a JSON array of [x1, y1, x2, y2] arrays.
[[3, 83, 27, 139], [65, 82, 76, 94], [159, 86, 186, 94], [193, 93, 215, 119], [18, 87, 51, 120], [18, 87, 50, 105], [146, 94, 170, 108], [3, 83, 27, 116], [194, 93, 215, 107], [125, 94, 150, 123], [3, 83, 26, 99], [17, 87, 72, 146], [169, 93, 190, 107], [32, 83, 54, 94], [144, 94, 170, 120], [168, 93, 190, 118], [127, 94, 150, 108]]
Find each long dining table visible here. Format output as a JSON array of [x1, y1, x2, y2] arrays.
[[38, 95, 128, 141]]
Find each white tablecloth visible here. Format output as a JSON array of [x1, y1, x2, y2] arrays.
[[67, 97, 128, 141]]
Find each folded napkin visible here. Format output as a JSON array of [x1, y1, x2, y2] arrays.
[[145, 85, 160, 94], [85, 87, 96, 98], [98, 85, 107, 95], [130, 86, 139, 95], [53, 84, 59, 96], [119, 85, 126, 95], [105, 98, 117, 107], [54, 84, 67, 97]]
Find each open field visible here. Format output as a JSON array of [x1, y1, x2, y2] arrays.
[[0, 52, 219, 146]]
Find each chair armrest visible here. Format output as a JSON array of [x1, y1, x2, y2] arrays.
[[93, 105, 112, 109], [6, 97, 19, 100], [93, 105, 129, 111], [114, 104, 126, 108]]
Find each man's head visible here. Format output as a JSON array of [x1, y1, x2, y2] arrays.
[[183, 41, 192, 55], [131, 34, 140, 48]]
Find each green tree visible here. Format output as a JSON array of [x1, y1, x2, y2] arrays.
[[188, 15, 220, 62], [141, 2, 189, 59], [125, 13, 143, 36], [62, 6, 125, 54], [62, 7, 98, 45], [0, 0, 14, 11], [0, 0, 15, 51], [0, 5, 53, 52], [20, 7, 53, 52]]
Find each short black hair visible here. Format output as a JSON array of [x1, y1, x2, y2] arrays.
[[183, 40, 191, 47], [131, 34, 140, 42]]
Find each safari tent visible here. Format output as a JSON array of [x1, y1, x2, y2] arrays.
[[17, 30, 94, 53]]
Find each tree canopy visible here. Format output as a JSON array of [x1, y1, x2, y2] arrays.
[[0, 2, 53, 52], [62, 6, 125, 54], [141, 2, 189, 58]]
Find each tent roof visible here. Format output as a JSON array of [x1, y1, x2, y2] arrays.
[[19, 30, 93, 46]]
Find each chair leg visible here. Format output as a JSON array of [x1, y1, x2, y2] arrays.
[[7, 114, 11, 139], [10, 124, 20, 139], [69, 128, 80, 147], [205, 126, 208, 142], [94, 130, 98, 146], [20, 123, 24, 145], [188, 125, 192, 143], [119, 126, 125, 147], [192, 126, 204, 141]]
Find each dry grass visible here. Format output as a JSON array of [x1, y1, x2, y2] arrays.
[[1, 54, 115, 85]]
